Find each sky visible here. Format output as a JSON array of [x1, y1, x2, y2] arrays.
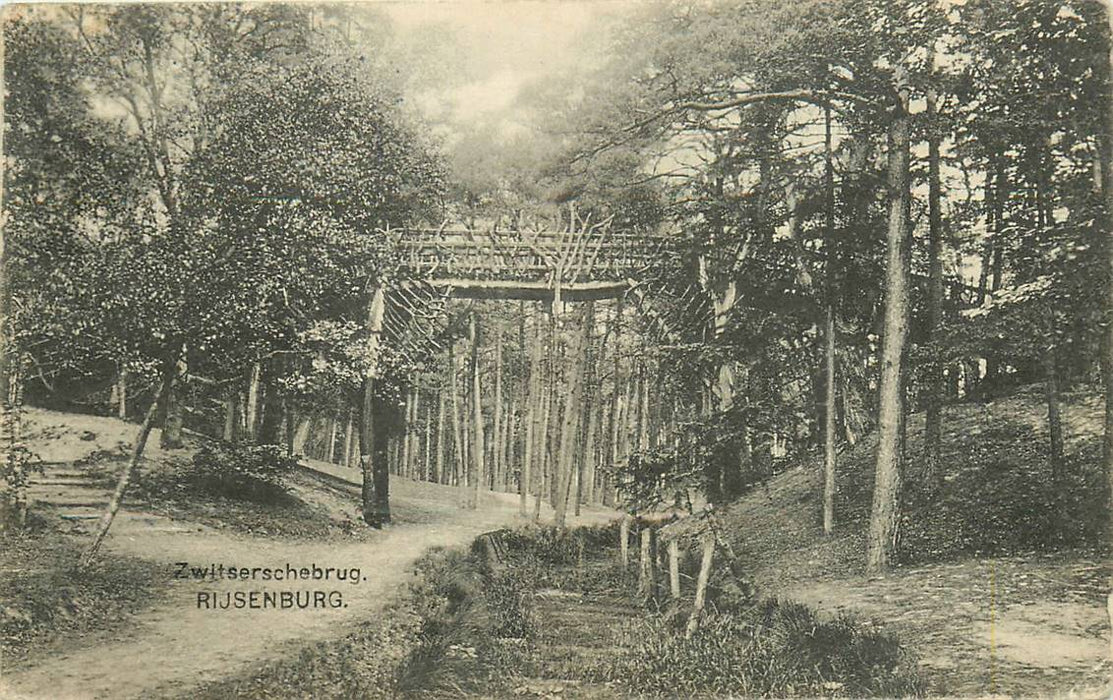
[[377, 1, 634, 128]]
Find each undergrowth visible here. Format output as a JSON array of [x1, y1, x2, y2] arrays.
[[0, 527, 167, 664], [609, 599, 923, 698], [190, 545, 537, 699]]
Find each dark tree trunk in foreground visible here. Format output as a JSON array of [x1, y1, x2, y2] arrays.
[[359, 378, 391, 527], [867, 67, 912, 575], [360, 285, 390, 527]]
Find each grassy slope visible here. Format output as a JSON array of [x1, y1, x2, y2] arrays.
[[719, 387, 1111, 696]]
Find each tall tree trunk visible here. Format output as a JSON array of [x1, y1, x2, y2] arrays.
[[423, 397, 433, 482], [1101, 2, 1113, 661], [222, 389, 236, 442], [554, 307, 587, 527], [923, 59, 945, 488], [342, 409, 354, 468], [637, 526, 655, 601], [293, 413, 312, 455], [325, 414, 337, 463], [401, 389, 415, 479], [435, 388, 447, 484], [866, 66, 912, 575], [81, 346, 181, 568], [245, 362, 261, 441], [576, 301, 597, 515], [823, 103, 839, 534], [450, 345, 465, 488], [257, 363, 286, 447], [360, 285, 390, 527], [116, 370, 128, 420], [667, 538, 681, 599], [159, 356, 187, 449], [493, 329, 503, 491], [521, 306, 538, 514], [1045, 343, 1065, 484], [582, 397, 599, 508], [469, 314, 486, 509], [534, 369, 552, 521], [503, 395, 516, 492]]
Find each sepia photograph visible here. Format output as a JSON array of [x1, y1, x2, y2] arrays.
[[0, 0, 1111, 697]]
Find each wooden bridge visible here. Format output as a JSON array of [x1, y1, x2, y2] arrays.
[[390, 223, 677, 302]]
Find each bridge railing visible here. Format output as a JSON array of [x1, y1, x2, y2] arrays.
[[392, 230, 678, 281]]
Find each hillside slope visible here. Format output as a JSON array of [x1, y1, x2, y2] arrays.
[[720, 389, 1111, 696]]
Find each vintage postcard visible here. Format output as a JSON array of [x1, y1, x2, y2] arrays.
[[0, 1, 1110, 697]]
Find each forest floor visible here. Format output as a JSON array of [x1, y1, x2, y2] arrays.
[[0, 408, 616, 700], [725, 389, 1113, 697]]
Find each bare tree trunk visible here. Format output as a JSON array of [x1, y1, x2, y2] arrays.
[[1045, 344, 1064, 484], [554, 307, 587, 527], [521, 309, 539, 514], [638, 526, 653, 600], [503, 395, 516, 492], [534, 330, 554, 521], [685, 534, 715, 638], [81, 347, 180, 568], [469, 314, 486, 509], [823, 103, 838, 534], [867, 65, 912, 575], [326, 414, 337, 463], [1101, 3, 1113, 662], [450, 346, 465, 488], [668, 538, 681, 600], [493, 329, 503, 491], [293, 413, 312, 455], [619, 515, 631, 567], [582, 398, 599, 507], [435, 389, 447, 484], [245, 362, 261, 441], [401, 389, 414, 479], [342, 409, 354, 468], [423, 397, 433, 482], [924, 57, 945, 488], [159, 356, 186, 449], [222, 389, 236, 442], [116, 370, 128, 420]]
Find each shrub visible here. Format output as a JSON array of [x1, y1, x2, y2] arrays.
[[608, 598, 923, 698], [185, 442, 299, 504]]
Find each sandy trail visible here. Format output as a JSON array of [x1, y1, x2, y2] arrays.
[[1, 455, 616, 700]]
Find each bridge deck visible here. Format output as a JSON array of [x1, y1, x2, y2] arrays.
[[391, 228, 674, 301]]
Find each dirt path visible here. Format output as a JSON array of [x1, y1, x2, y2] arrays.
[[1, 460, 617, 699], [783, 554, 1112, 697]]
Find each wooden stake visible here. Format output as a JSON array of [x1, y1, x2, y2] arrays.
[[620, 515, 630, 568], [668, 538, 681, 599], [686, 535, 715, 638]]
